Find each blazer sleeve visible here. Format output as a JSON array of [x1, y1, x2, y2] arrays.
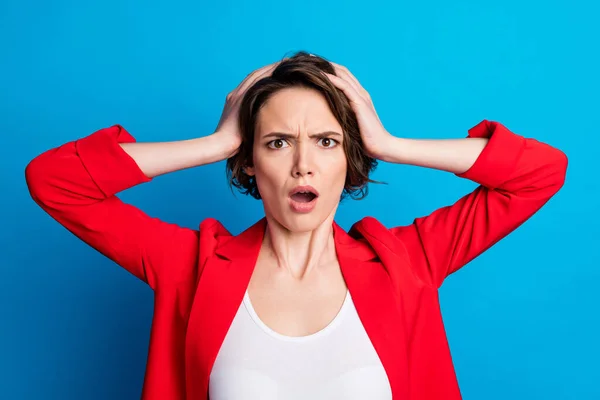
[[391, 120, 568, 289], [25, 125, 199, 290]]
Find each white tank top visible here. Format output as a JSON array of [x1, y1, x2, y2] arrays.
[[208, 290, 392, 400]]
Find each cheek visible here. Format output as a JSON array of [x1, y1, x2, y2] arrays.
[[323, 152, 348, 188], [252, 154, 287, 195]]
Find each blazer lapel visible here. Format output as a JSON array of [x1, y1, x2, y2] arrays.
[[333, 221, 409, 399], [185, 218, 408, 399], [185, 218, 267, 399]]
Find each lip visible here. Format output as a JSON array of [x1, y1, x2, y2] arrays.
[[288, 185, 320, 197], [288, 185, 319, 213]]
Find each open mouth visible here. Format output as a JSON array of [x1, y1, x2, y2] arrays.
[[288, 186, 319, 212], [290, 191, 317, 203]]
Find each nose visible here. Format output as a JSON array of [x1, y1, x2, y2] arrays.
[[291, 141, 314, 178]]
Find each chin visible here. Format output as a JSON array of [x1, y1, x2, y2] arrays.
[[281, 215, 324, 233], [263, 194, 340, 233], [270, 206, 337, 234]]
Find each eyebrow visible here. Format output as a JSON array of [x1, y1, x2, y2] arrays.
[[262, 131, 343, 140]]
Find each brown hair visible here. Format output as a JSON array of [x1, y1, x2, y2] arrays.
[[226, 51, 378, 200]]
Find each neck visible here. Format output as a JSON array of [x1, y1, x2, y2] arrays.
[[262, 213, 338, 280]]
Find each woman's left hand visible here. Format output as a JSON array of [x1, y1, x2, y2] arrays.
[[324, 63, 394, 160]]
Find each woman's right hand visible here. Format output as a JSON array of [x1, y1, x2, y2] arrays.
[[213, 61, 280, 158], [118, 61, 282, 178]]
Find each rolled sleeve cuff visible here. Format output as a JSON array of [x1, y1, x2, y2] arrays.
[[76, 125, 151, 197], [455, 119, 526, 189]]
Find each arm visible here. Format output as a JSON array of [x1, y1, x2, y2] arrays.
[[323, 65, 568, 288], [25, 62, 279, 289], [119, 130, 237, 178], [390, 120, 568, 288], [377, 131, 489, 173], [25, 126, 234, 289]]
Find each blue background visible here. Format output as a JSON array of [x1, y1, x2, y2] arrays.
[[1, 0, 598, 398]]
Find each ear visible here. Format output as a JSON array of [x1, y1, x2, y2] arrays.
[[244, 165, 256, 176]]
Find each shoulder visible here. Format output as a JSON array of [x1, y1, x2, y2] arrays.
[[196, 217, 265, 263], [198, 217, 232, 250], [345, 216, 411, 263], [348, 216, 429, 286], [348, 216, 417, 252], [190, 218, 229, 275]]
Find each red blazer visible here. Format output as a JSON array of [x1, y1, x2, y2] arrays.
[[25, 120, 567, 399]]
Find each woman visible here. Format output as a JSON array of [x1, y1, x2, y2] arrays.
[[26, 52, 568, 399]]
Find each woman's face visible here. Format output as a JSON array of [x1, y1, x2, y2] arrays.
[[245, 87, 347, 233]]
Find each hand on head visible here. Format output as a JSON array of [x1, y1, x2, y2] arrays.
[[214, 60, 282, 157]]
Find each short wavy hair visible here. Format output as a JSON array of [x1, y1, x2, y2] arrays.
[[226, 51, 378, 200]]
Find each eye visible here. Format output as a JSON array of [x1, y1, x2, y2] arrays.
[[318, 137, 339, 148], [267, 139, 290, 149]]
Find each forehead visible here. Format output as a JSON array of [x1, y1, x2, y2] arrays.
[[256, 87, 342, 134]]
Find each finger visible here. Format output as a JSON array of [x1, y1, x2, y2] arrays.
[[324, 72, 367, 108], [331, 63, 372, 104], [235, 62, 278, 94], [331, 63, 360, 89], [236, 64, 278, 96]]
